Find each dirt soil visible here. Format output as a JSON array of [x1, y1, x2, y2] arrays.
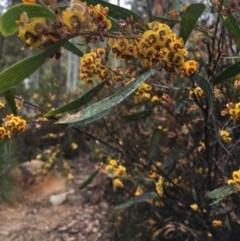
[[0, 155, 113, 241]]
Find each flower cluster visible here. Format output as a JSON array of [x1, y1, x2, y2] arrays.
[[79, 48, 108, 84], [227, 169, 240, 191], [17, 0, 112, 50], [212, 220, 222, 227], [156, 176, 164, 197], [221, 102, 240, 120], [36, 145, 74, 180], [0, 114, 27, 140], [134, 83, 152, 103], [108, 21, 198, 76], [219, 130, 231, 143], [105, 158, 127, 188], [62, 1, 111, 34], [189, 86, 204, 98]]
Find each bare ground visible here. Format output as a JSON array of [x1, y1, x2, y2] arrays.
[[0, 155, 113, 241]]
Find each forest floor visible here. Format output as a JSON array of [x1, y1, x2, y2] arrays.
[[0, 155, 114, 241]]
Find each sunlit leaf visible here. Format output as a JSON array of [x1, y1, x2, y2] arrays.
[[214, 61, 240, 85], [57, 65, 161, 127], [0, 39, 67, 94], [45, 80, 107, 116], [79, 169, 99, 190], [0, 4, 55, 36], [179, 3, 205, 43], [4, 91, 17, 116], [121, 109, 153, 121]]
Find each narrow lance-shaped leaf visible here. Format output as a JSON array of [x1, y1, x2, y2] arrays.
[[205, 184, 238, 205], [66, 108, 112, 127], [63, 41, 84, 57], [121, 109, 153, 121], [79, 169, 99, 190], [145, 0, 153, 22], [148, 129, 161, 161], [45, 80, 107, 117], [0, 39, 67, 94], [0, 4, 55, 36], [179, 3, 205, 43], [57, 65, 161, 127], [192, 74, 233, 156], [4, 91, 17, 116], [214, 61, 240, 85], [0, 140, 10, 176], [114, 192, 157, 210], [192, 74, 214, 123], [174, 96, 193, 114]]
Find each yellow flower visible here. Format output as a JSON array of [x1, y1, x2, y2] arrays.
[[109, 159, 118, 167], [70, 142, 78, 150], [113, 178, 124, 188], [212, 220, 222, 227], [156, 176, 164, 197], [67, 173, 74, 180], [232, 170, 240, 183], [179, 60, 199, 77], [219, 130, 231, 143], [135, 186, 143, 196], [190, 203, 198, 211], [0, 127, 11, 140]]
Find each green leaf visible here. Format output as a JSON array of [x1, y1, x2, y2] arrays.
[[174, 96, 193, 114], [0, 39, 67, 94], [79, 169, 99, 190], [192, 74, 231, 155], [121, 109, 153, 121], [152, 15, 180, 25], [114, 200, 134, 210], [145, 0, 153, 22], [114, 192, 157, 210], [161, 145, 196, 171], [148, 129, 161, 161], [192, 74, 214, 122], [45, 80, 107, 117], [57, 65, 161, 127], [0, 140, 10, 176], [60, 108, 112, 127], [221, 14, 240, 49], [134, 191, 157, 202], [179, 3, 205, 43], [63, 40, 84, 57], [214, 61, 240, 85], [0, 4, 55, 36], [4, 91, 17, 116], [205, 184, 238, 205]]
